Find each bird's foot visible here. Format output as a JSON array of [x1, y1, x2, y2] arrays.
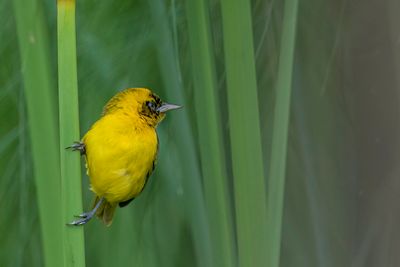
[[74, 211, 92, 218], [67, 211, 95, 226], [66, 141, 86, 155], [66, 197, 104, 226]]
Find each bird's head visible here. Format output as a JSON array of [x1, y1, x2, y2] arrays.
[[138, 89, 181, 126], [103, 88, 181, 127]]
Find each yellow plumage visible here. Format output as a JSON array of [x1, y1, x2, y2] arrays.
[[67, 88, 180, 226]]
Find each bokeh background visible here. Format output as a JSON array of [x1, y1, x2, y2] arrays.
[[2, 0, 400, 266]]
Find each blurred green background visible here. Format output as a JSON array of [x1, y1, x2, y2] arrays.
[[2, 0, 400, 266]]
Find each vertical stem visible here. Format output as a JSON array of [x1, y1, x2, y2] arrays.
[[13, 0, 64, 266], [266, 0, 298, 266], [220, 0, 268, 266], [185, 0, 235, 266], [57, 0, 85, 266], [148, 1, 213, 266]]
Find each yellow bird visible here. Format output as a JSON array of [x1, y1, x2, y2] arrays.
[[67, 88, 181, 226]]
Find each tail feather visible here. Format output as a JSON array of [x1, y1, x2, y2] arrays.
[[93, 196, 117, 226]]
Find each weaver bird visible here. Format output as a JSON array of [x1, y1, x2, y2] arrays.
[[67, 88, 181, 226]]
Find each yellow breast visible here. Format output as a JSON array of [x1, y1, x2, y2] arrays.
[[83, 114, 158, 203]]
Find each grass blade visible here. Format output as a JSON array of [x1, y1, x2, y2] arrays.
[[220, 0, 268, 266], [185, 0, 235, 266], [148, 0, 213, 266], [265, 0, 299, 266], [57, 0, 85, 265], [13, 1, 63, 266]]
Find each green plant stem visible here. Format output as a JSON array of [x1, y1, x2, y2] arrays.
[[148, 1, 213, 266], [185, 0, 235, 266], [57, 0, 85, 266], [13, 0, 63, 266], [265, 0, 298, 266], [220, 0, 268, 266]]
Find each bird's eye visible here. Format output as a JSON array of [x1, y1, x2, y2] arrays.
[[146, 101, 156, 111]]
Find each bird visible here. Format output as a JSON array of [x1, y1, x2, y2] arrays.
[[66, 88, 181, 226]]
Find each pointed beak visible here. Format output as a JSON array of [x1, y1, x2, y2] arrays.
[[157, 102, 182, 113]]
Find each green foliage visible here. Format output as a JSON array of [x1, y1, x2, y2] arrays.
[[185, 0, 235, 266], [3, 0, 399, 267], [220, 0, 268, 266], [13, 0, 63, 266], [57, 0, 85, 266], [265, 0, 298, 266]]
